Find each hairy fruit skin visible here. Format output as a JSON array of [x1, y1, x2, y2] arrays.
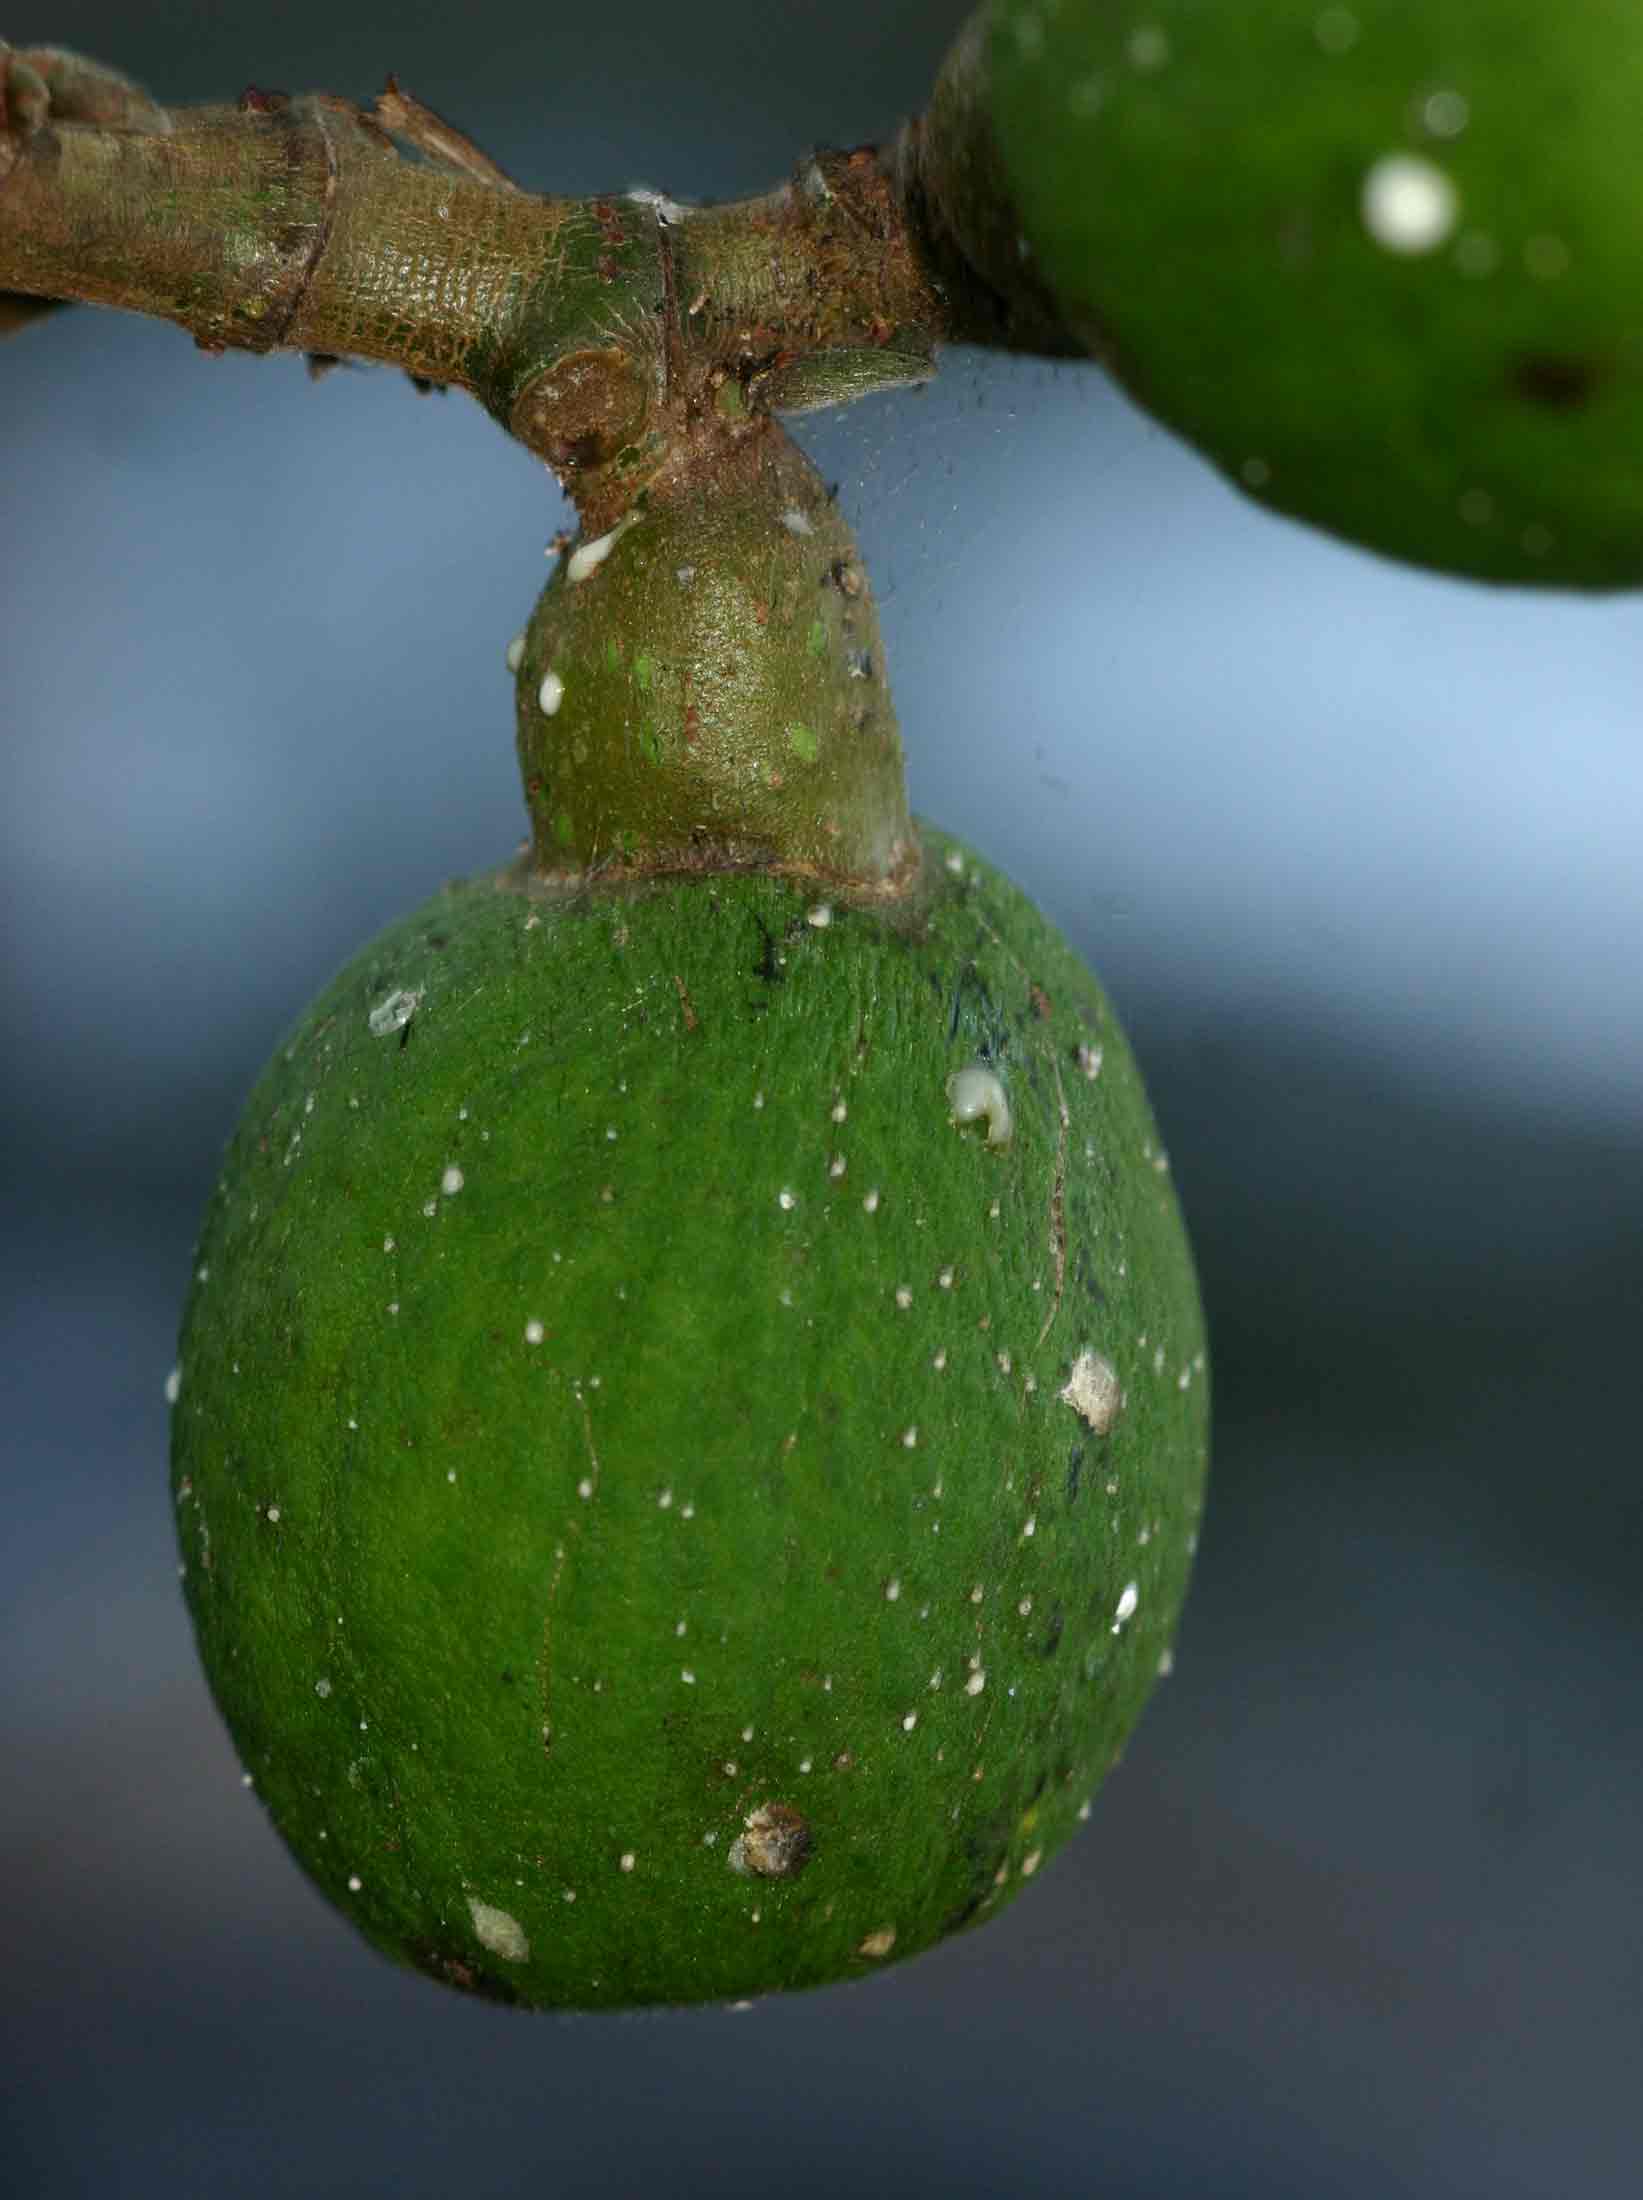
[[171, 827, 1207, 2009]]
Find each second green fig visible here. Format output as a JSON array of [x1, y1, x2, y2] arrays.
[[987, 0, 1643, 587]]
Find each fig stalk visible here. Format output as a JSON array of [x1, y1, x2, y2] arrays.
[[513, 416, 914, 891]]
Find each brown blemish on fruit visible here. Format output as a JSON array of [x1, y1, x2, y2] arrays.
[[407, 1943, 521, 2005], [672, 972, 698, 1031]]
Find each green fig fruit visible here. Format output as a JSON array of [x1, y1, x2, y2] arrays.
[[987, 0, 1643, 586], [170, 418, 1207, 2008]]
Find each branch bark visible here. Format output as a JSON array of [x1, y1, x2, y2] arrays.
[[1, 27, 1081, 519]]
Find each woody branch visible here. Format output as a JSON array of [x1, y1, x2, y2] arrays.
[[0, 28, 1078, 514]]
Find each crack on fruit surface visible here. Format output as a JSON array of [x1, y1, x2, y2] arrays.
[[1037, 1054, 1070, 1348]]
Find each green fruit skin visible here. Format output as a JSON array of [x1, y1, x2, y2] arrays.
[[990, 0, 1643, 587], [171, 826, 1207, 2009]]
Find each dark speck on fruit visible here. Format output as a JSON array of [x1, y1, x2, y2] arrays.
[[751, 914, 784, 986], [1510, 352, 1604, 409], [1065, 1444, 1085, 1505]]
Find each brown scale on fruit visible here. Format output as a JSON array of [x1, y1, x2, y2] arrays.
[[728, 1803, 814, 1880]]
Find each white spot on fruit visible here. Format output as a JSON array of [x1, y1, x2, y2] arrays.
[[369, 987, 422, 1038], [627, 186, 690, 225], [779, 507, 813, 536], [856, 1926, 896, 1959], [537, 670, 565, 716], [1112, 1581, 1140, 1632], [467, 1897, 531, 1962], [1060, 1349, 1123, 1434], [505, 632, 526, 673], [566, 514, 637, 583], [164, 1365, 181, 1405], [525, 1319, 545, 1345], [1361, 153, 1458, 255], [947, 1064, 1012, 1149], [441, 1164, 465, 1196]]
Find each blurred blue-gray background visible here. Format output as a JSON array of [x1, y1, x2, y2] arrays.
[[4, 4, 1639, 2194]]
